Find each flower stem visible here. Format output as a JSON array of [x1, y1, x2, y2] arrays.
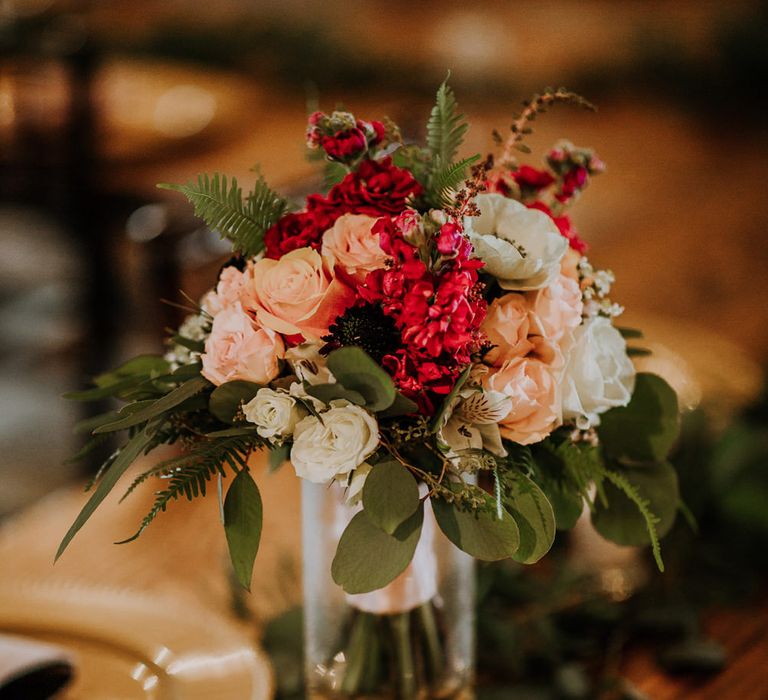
[[417, 603, 444, 683], [340, 611, 378, 694], [390, 612, 417, 699]]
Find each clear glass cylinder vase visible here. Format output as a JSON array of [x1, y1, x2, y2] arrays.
[[302, 480, 476, 699]]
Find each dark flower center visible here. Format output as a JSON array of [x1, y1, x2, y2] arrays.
[[321, 303, 401, 364]]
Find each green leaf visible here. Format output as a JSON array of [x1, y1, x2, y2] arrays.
[[224, 470, 263, 590], [304, 382, 366, 407], [172, 335, 205, 353], [617, 327, 644, 339], [93, 376, 209, 434], [64, 377, 143, 401], [268, 443, 290, 472], [426, 78, 468, 166], [599, 373, 680, 462], [362, 461, 420, 535], [430, 365, 471, 432], [94, 355, 170, 385], [432, 493, 520, 561], [378, 391, 419, 418], [56, 429, 152, 560], [592, 461, 679, 552], [325, 347, 396, 412], [427, 154, 481, 208], [332, 505, 424, 594], [159, 173, 287, 258], [501, 472, 556, 564], [209, 380, 262, 424]]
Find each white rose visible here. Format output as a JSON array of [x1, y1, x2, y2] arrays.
[[561, 316, 635, 429], [285, 343, 335, 385], [465, 193, 567, 290], [243, 388, 306, 439], [291, 403, 379, 483]]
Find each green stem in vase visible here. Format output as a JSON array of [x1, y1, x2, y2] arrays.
[[417, 602, 444, 683], [390, 611, 418, 700], [340, 611, 379, 694]]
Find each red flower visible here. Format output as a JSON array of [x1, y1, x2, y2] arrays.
[[326, 157, 422, 217], [321, 127, 368, 161], [361, 212, 486, 410], [514, 165, 555, 191], [264, 205, 336, 259], [556, 166, 589, 203], [528, 201, 589, 254]]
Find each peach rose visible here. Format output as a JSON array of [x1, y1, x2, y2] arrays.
[[201, 302, 284, 386], [560, 248, 581, 283], [486, 356, 561, 445], [528, 274, 583, 347], [249, 248, 356, 340], [321, 213, 389, 281], [481, 293, 534, 366], [201, 264, 258, 317]]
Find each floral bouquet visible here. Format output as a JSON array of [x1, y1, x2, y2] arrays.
[[62, 83, 681, 699]]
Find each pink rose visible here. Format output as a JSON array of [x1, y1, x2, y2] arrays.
[[321, 213, 389, 282], [481, 293, 534, 366], [486, 357, 561, 445], [202, 265, 257, 317], [201, 302, 284, 386], [249, 247, 356, 341], [528, 274, 583, 347]]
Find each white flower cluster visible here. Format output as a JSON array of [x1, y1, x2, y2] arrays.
[[579, 257, 624, 319], [163, 312, 210, 370]]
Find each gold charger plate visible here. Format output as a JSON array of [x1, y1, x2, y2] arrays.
[[0, 580, 273, 699]]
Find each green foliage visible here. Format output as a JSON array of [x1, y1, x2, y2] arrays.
[[426, 79, 469, 166], [268, 443, 290, 472], [224, 469, 263, 590], [159, 173, 287, 258], [93, 376, 209, 434], [431, 490, 520, 561], [325, 347, 396, 412], [209, 380, 262, 424], [499, 471, 556, 564], [599, 373, 680, 462], [116, 436, 254, 544], [57, 429, 154, 560], [304, 382, 366, 407], [362, 461, 420, 535], [332, 505, 424, 594], [592, 461, 679, 571], [426, 154, 481, 209]]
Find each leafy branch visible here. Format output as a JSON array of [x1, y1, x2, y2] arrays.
[[116, 436, 256, 544], [498, 87, 596, 164], [159, 173, 287, 258]]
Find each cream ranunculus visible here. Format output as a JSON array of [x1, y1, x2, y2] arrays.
[[321, 213, 389, 282], [465, 193, 568, 290], [561, 316, 635, 429], [243, 388, 307, 439], [290, 402, 379, 483], [248, 247, 356, 341], [200, 302, 284, 386]]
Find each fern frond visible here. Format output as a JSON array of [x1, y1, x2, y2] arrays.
[[598, 466, 664, 572], [116, 436, 255, 544], [426, 154, 481, 208], [159, 173, 287, 258], [426, 79, 469, 166]]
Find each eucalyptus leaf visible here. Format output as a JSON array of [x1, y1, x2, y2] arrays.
[[209, 380, 262, 424], [432, 494, 520, 561], [501, 472, 556, 564], [325, 347, 396, 412], [332, 505, 423, 594], [224, 470, 263, 590], [304, 382, 366, 407], [269, 443, 290, 472], [592, 461, 679, 546], [377, 391, 419, 418], [599, 373, 680, 462], [362, 461, 420, 535], [56, 429, 152, 560]]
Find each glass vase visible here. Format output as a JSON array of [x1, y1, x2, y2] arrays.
[[302, 480, 475, 699]]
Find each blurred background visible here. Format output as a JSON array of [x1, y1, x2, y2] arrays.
[[1, 0, 767, 544]]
